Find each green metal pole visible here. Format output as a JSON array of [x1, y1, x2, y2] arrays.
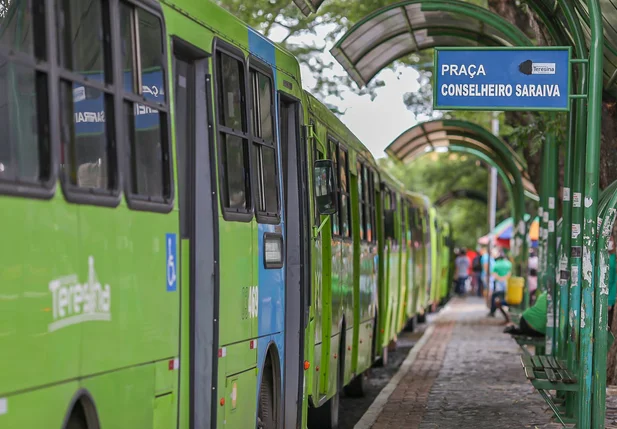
[[558, 108, 576, 362], [556, 0, 588, 418], [545, 131, 558, 356], [538, 142, 549, 297], [592, 193, 616, 428], [578, 0, 604, 421]]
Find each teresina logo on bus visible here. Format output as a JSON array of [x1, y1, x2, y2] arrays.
[[48, 256, 111, 332]]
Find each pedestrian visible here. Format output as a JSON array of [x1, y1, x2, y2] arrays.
[[489, 248, 511, 319], [472, 250, 483, 296], [503, 291, 547, 337], [480, 245, 495, 298], [454, 248, 470, 296], [466, 248, 478, 292]]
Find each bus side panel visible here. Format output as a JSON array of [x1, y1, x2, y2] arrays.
[[1, 381, 77, 428], [248, 30, 286, 402], [387, 238, 400, 343], [78, 206, 179, 374], [396, 211, 409, 334], [1, 197, 79, 394], [81, 364, 156, 428]]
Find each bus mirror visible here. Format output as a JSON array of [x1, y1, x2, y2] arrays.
[[313, 160, 337, 216], [384, 209, 396, 239]]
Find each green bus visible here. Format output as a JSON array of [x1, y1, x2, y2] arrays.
[[0, 0, 452, 428]]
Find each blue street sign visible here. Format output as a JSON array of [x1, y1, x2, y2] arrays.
[[433, 47, 571, 111]]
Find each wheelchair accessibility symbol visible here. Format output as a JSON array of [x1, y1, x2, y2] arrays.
[[166, 233, 177, 292]]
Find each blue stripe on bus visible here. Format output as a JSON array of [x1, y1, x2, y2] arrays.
[[248, 29, 286, 393]]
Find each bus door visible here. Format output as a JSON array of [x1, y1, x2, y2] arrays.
[[173, 43, 218, 429], [279, 94, 309, 429]]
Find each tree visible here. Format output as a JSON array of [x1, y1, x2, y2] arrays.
[[215, 0, 432, 103]]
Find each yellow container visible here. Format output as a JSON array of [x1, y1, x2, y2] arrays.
[[506, 276, 525, 305]]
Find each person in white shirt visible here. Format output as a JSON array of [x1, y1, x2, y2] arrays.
[[454, 248, 470, 296]]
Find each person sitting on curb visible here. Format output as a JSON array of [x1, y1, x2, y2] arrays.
[[503, 291, 547, 337]]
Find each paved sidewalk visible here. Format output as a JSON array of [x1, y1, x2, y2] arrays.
[[364, 296, 566, 428]]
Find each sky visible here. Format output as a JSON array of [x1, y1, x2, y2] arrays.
[[269, 23, 423, 159]]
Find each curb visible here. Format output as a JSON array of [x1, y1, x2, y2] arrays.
[[353, 323, 436, 429]]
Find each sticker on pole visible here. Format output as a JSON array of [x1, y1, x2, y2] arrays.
[[166, 233, 177, 292], [563, 187, 571, 202], [434, 47, 571, 111]]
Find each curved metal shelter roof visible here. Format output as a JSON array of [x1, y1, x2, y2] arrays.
[[329, 0, 532, 87], [319, 0, 617, 94], [385, 119, 539, 199], [532, 0, 617, 94], [292, 0, 325, 16]]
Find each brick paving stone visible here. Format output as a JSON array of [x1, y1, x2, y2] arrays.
[[368, 296, 578, 428]]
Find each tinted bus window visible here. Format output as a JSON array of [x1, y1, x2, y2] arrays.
[[215, 50, 250, 213], [123, 6, 170, 201], [58, 0, 115, 190], [328, 139, 339, 235], [339, 147, 350, 237], [250, 68, 278, 220]]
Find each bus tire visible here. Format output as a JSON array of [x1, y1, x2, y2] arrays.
[[65, 404, 88, 429], [257, 358, 277, 429], [403, 315, 416, 332], [343, 373, 365, 397], [308, 388, 339, 429]]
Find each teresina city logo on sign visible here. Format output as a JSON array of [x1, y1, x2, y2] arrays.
[[519, 60, 557, 75], [48, 256, 111, 332]]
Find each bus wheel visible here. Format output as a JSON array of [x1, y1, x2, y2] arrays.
[[403, 315, 416, 332], [344, 373, 365, 397], [308, 389, 339, 429], [257, 360, 277, 429], [66, 403, 88, 429]]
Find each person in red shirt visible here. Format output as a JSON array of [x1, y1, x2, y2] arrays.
[[466, 248, 478, 292]]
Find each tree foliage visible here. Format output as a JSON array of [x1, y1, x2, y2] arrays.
[[215, 0, 432, 102]]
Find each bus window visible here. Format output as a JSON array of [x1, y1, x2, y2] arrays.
[[401, 202, 407, 246], [0, 0, 49, 185], [57, 0, 106, 82], [122, 5, 171, 203], [58, 0, 115, 191], [250, 67, 279, 221], [368, 170, 376, 243], [215, 48, 250, 215], [310, 121, 322, 226], [357, 162, 365, 241], [338, 146, 350, 237], [328, 138, 339, 236]]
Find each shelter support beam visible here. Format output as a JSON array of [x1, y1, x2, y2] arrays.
[[554, 0, 589, 418], [579, 0, 604, 422], [545, 130, 558, 356], [557, 103, 576, 364]]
